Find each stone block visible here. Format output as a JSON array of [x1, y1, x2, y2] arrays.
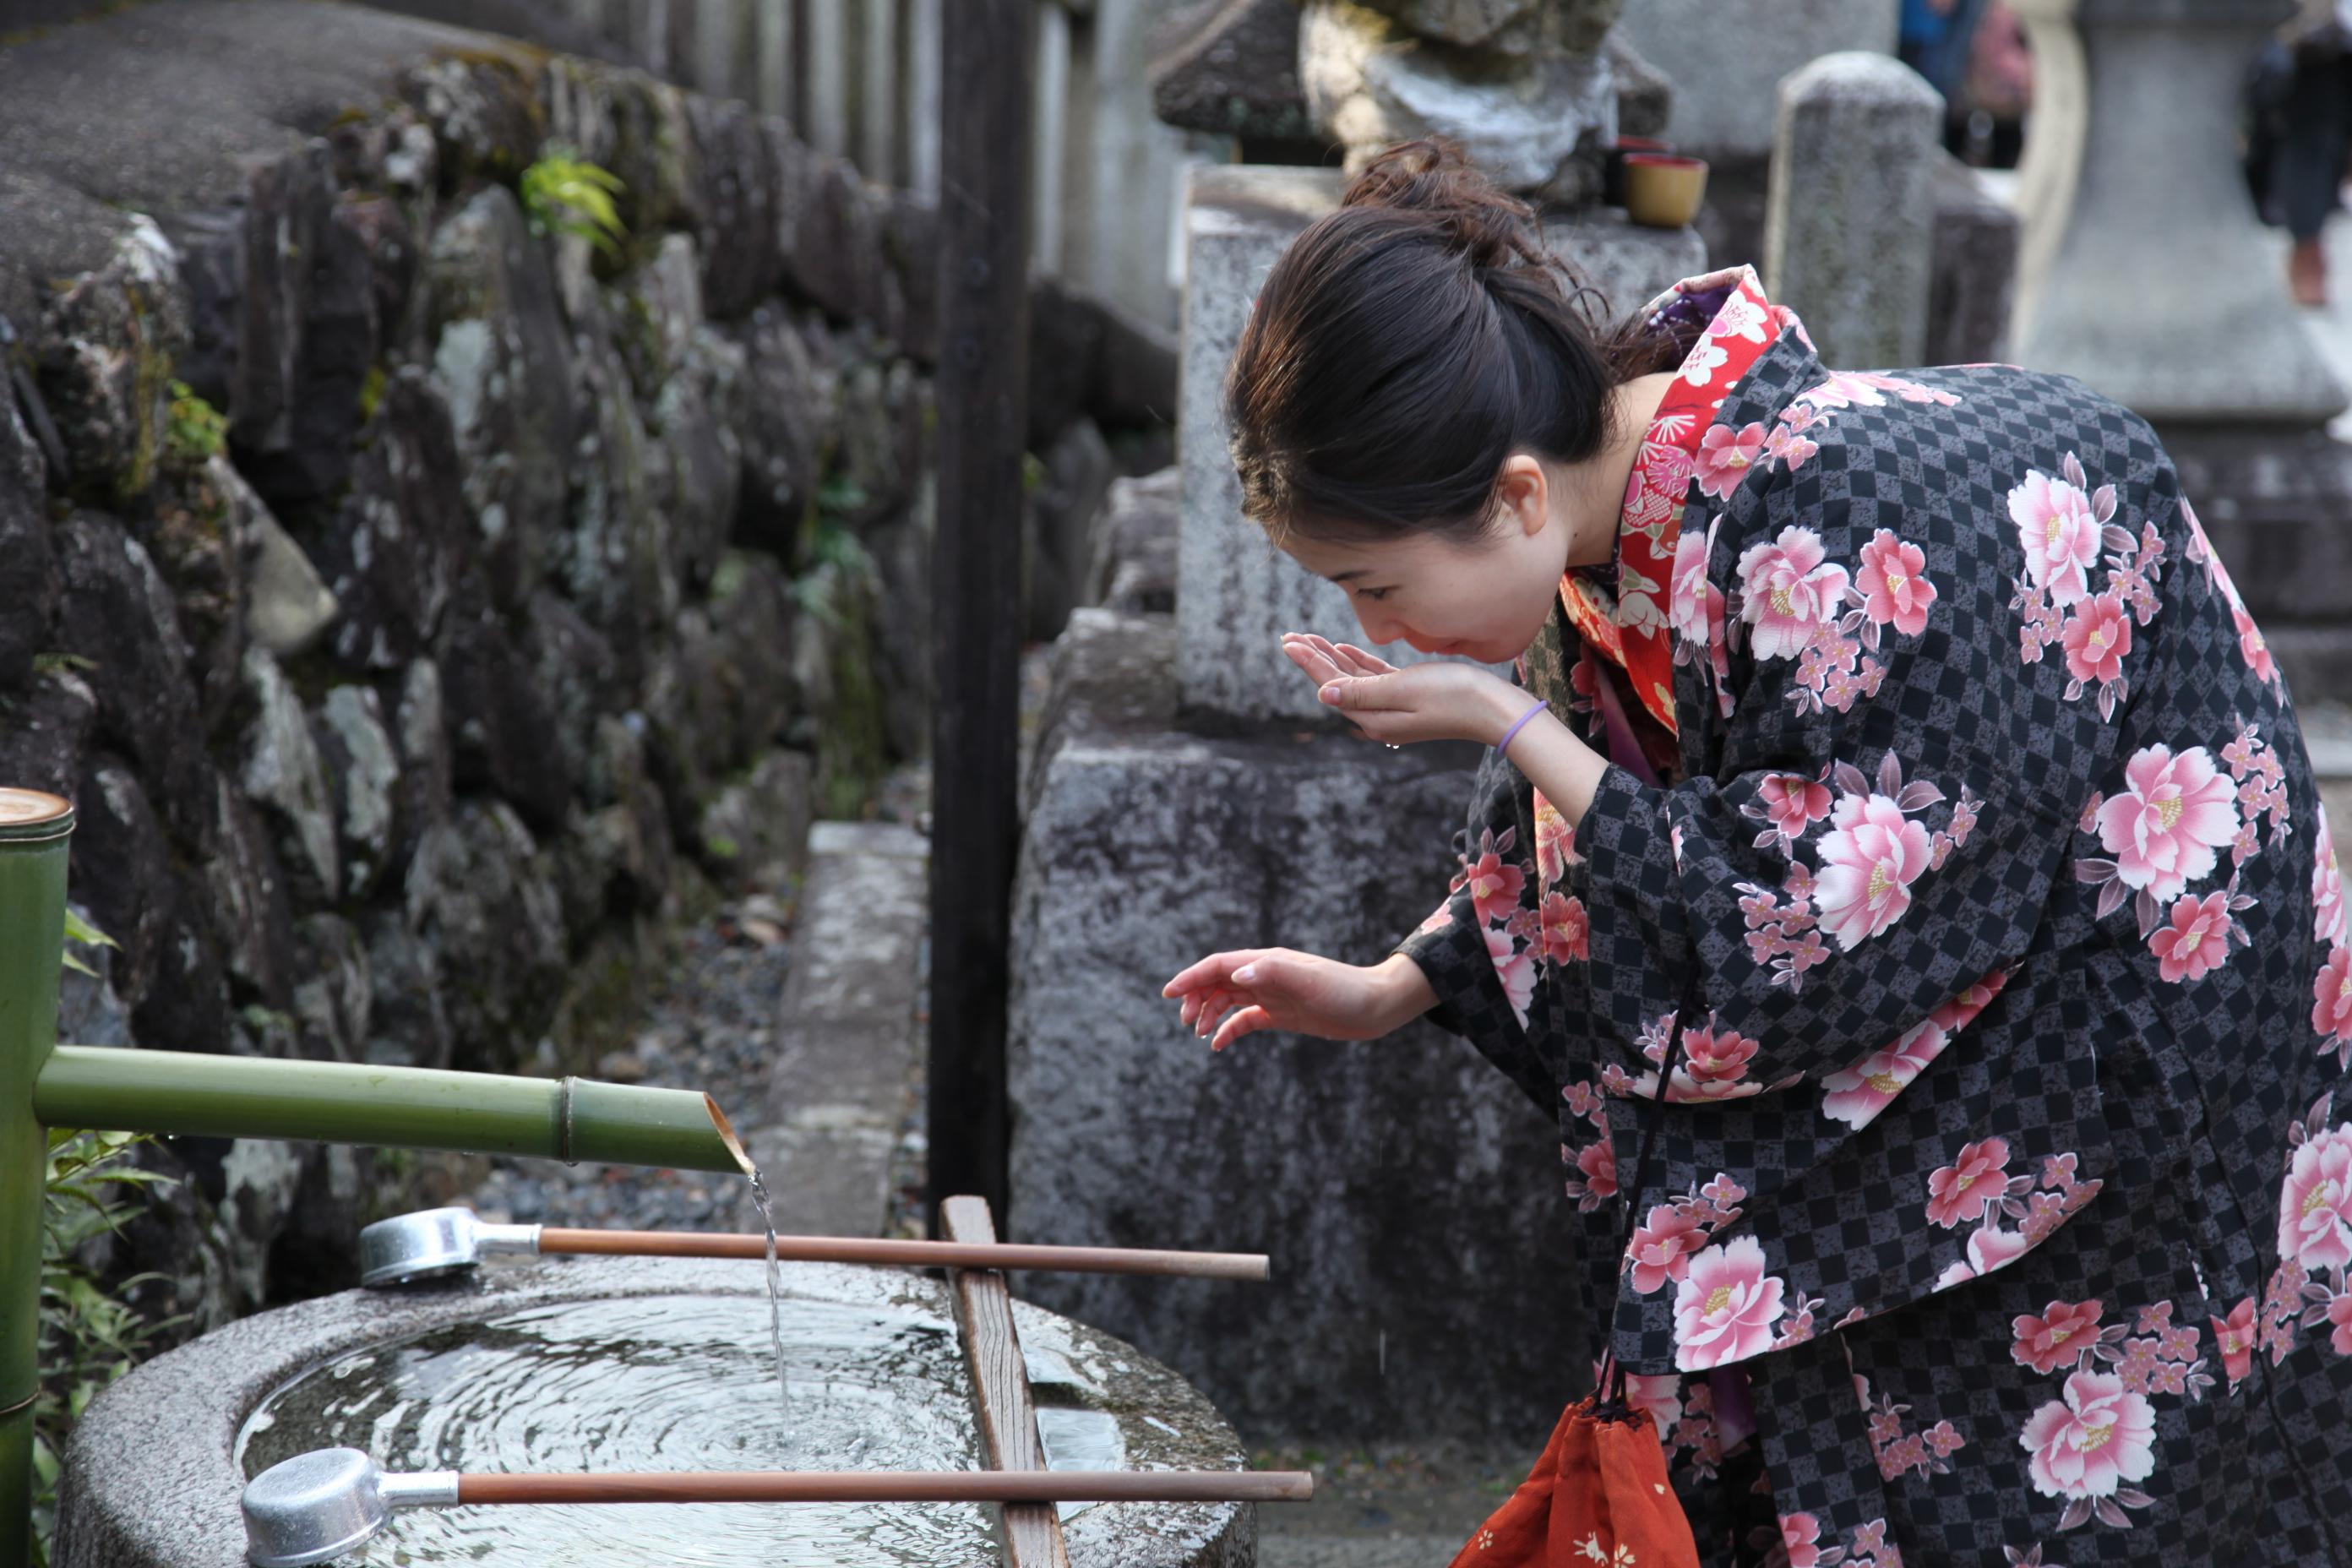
[[1009, 642, 1579, 1443], [1177, 166, 1701, 722], [1026, 417, 1118, 643], [1614, 0, 1898, 161], [1764, 52, 1941, 369], [307, 368, 469, 673], [1086, 466, 1181, 616], [756, 820, 927, 1236], [1925, 151, 2018, 367], [696, 748, 814, 894], [427, 184, 577, 611], [1149, 0, 1315, 142]]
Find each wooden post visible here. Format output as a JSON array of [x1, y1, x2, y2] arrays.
[[928, 0, 1032, 1226], [941, 1196, 1071, 1568]]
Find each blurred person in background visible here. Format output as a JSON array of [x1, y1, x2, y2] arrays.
[[2272, 0, 2352, 306]]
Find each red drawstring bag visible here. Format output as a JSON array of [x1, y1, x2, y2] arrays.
[[1449, 1024, 1702, 1568], [1446, 1391, 1699, 1568]]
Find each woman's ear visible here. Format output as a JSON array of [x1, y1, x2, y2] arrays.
[[1496, 454, 1549, 539]]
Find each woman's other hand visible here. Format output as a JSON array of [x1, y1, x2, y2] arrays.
[[1162, 950, 1435, 1052], [1280, 632, 1525, 748]]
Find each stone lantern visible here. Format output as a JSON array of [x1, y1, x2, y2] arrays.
[[2007, 0, 2346, 427]]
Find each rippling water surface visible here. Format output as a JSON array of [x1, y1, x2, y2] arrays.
[[236, 1292, 1118, 1565]]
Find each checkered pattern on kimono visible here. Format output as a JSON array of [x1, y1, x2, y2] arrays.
[[1393, 324, 2349, 1566]]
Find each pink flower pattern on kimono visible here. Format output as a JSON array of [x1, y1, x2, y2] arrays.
[[2094, 744, 2241, 901], [1484, 926, 1536, 1028], [2232, 602, 2278, 686], [1776, 1512, 1830, 1568], [2278, 1126, 2352, 1272], [1815, 792, 1935, 950], [1756, 771, 1834, 850], [2010, 460, 2113, 608], [1672, 1235, 1787, 1369], [1936, 1223, 2031, 1289], [1540, 891, 1589, 965], [2019, 1372, 2158, 1505], [2012, 1299, 2105, 1375], [1669, 524, 1713, 645], [1856, 529, 1937, 637], [2314, 947, 2352, 1069], [1571, 1138, 1617, 1208], [1674, 1019, 1764, 1102], [2060, 591, 2132, 690], [1926, 1136, 2012, 1229], [2148, 890, 2233, 983], [1532, 791, 1577, 888], [1696, 422, 1767, 499], [1627, 1202, 1709, 1294], [2212, 1297, 2257, 1388], [1821, 1018, 1949, 1130], [2315, 806, 2344, 947], [1462, 843, 1528, 927], [1737, 525, 1852, 662]]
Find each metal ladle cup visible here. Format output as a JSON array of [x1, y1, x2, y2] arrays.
[[357, 1206, 539, 1287], [241, 1448, 455, 1565]]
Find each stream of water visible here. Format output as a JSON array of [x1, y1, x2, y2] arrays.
[[745, 1164, 790, 1419]]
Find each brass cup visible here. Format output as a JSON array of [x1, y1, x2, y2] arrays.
[[1623, 155, 1709, 230]]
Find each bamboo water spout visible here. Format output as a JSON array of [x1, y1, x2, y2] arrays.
[[0, 787, 754, 1561]]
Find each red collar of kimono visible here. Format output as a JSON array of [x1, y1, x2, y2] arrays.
[[1558, 265, 1795, 737]]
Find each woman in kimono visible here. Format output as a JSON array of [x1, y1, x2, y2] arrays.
[[1164, 141, 2352, 1565]]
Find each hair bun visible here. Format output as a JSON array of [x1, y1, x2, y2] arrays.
[[1340, 139, 1545, 275]]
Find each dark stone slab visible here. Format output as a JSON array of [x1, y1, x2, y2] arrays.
[[1149, 0, 1314, 141]]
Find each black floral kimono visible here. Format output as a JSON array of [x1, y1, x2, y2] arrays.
[[1400, 268, 2352, 1566]]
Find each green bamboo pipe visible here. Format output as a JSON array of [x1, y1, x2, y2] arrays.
[[0, 790, 74, 1566], [31, 1050, 755, 1174]]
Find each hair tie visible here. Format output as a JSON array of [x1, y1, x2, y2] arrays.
[[1498, 697, 1549, 758]]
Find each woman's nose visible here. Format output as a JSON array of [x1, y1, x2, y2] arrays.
[[1351, 603, 1397, 647]]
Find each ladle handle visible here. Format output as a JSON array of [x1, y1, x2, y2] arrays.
[[453, 1469, 1313, 1505], [535, 1228, 1271, 1282]]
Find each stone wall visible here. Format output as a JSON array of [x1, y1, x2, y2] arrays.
[[0, 0, 1169, 1332]]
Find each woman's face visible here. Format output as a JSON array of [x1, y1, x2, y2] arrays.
[[1275, 455, 1587, 666]]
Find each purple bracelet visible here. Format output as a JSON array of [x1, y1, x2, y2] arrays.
[[1497, 697, 1550, 758]]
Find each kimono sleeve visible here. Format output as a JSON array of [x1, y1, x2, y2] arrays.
[[1394, 743, 1558, 1117], [1578, 467, 2115, 1100]]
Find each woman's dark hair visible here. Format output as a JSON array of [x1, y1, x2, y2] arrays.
[[1224, 139, 1671, 544]]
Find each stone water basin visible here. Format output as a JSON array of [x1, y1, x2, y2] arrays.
[[56, 1256, 1255, 1567]]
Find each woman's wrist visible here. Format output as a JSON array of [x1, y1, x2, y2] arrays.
[[1369, 952, 1438, 1032]]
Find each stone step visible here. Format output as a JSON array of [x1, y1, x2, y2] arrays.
[[751, 819, 928, 1237]]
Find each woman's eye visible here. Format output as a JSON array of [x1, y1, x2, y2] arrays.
[[1354, 587, 1391, 602]]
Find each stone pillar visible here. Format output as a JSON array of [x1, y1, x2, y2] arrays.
[[2008, 0, 2346, 426], [1764, 52, 1942, 368], [1032, 3, 1071, 274], [754, 0, 794, 122], [904, 0, 944, 199], [1176, 165, 1706, 723], [858, 0, 899, 186], [803, 0, 851, 158]]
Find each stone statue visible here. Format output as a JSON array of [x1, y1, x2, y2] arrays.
[[1300, 0, 1631, 204]]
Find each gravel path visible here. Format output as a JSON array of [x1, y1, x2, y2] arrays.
[[466, 764, 934, 1236]]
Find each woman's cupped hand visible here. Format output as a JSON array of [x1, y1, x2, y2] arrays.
[[1162, 950, 1436, 1053], [1280, 633, 1526, 748]]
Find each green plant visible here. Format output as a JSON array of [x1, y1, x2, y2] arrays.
[[520, 145, 627, 257], [29, 653, 97, 682], [60, 906, 116, 981], [31, 1130, 182, 1563], [163, 379, 226, 466]]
